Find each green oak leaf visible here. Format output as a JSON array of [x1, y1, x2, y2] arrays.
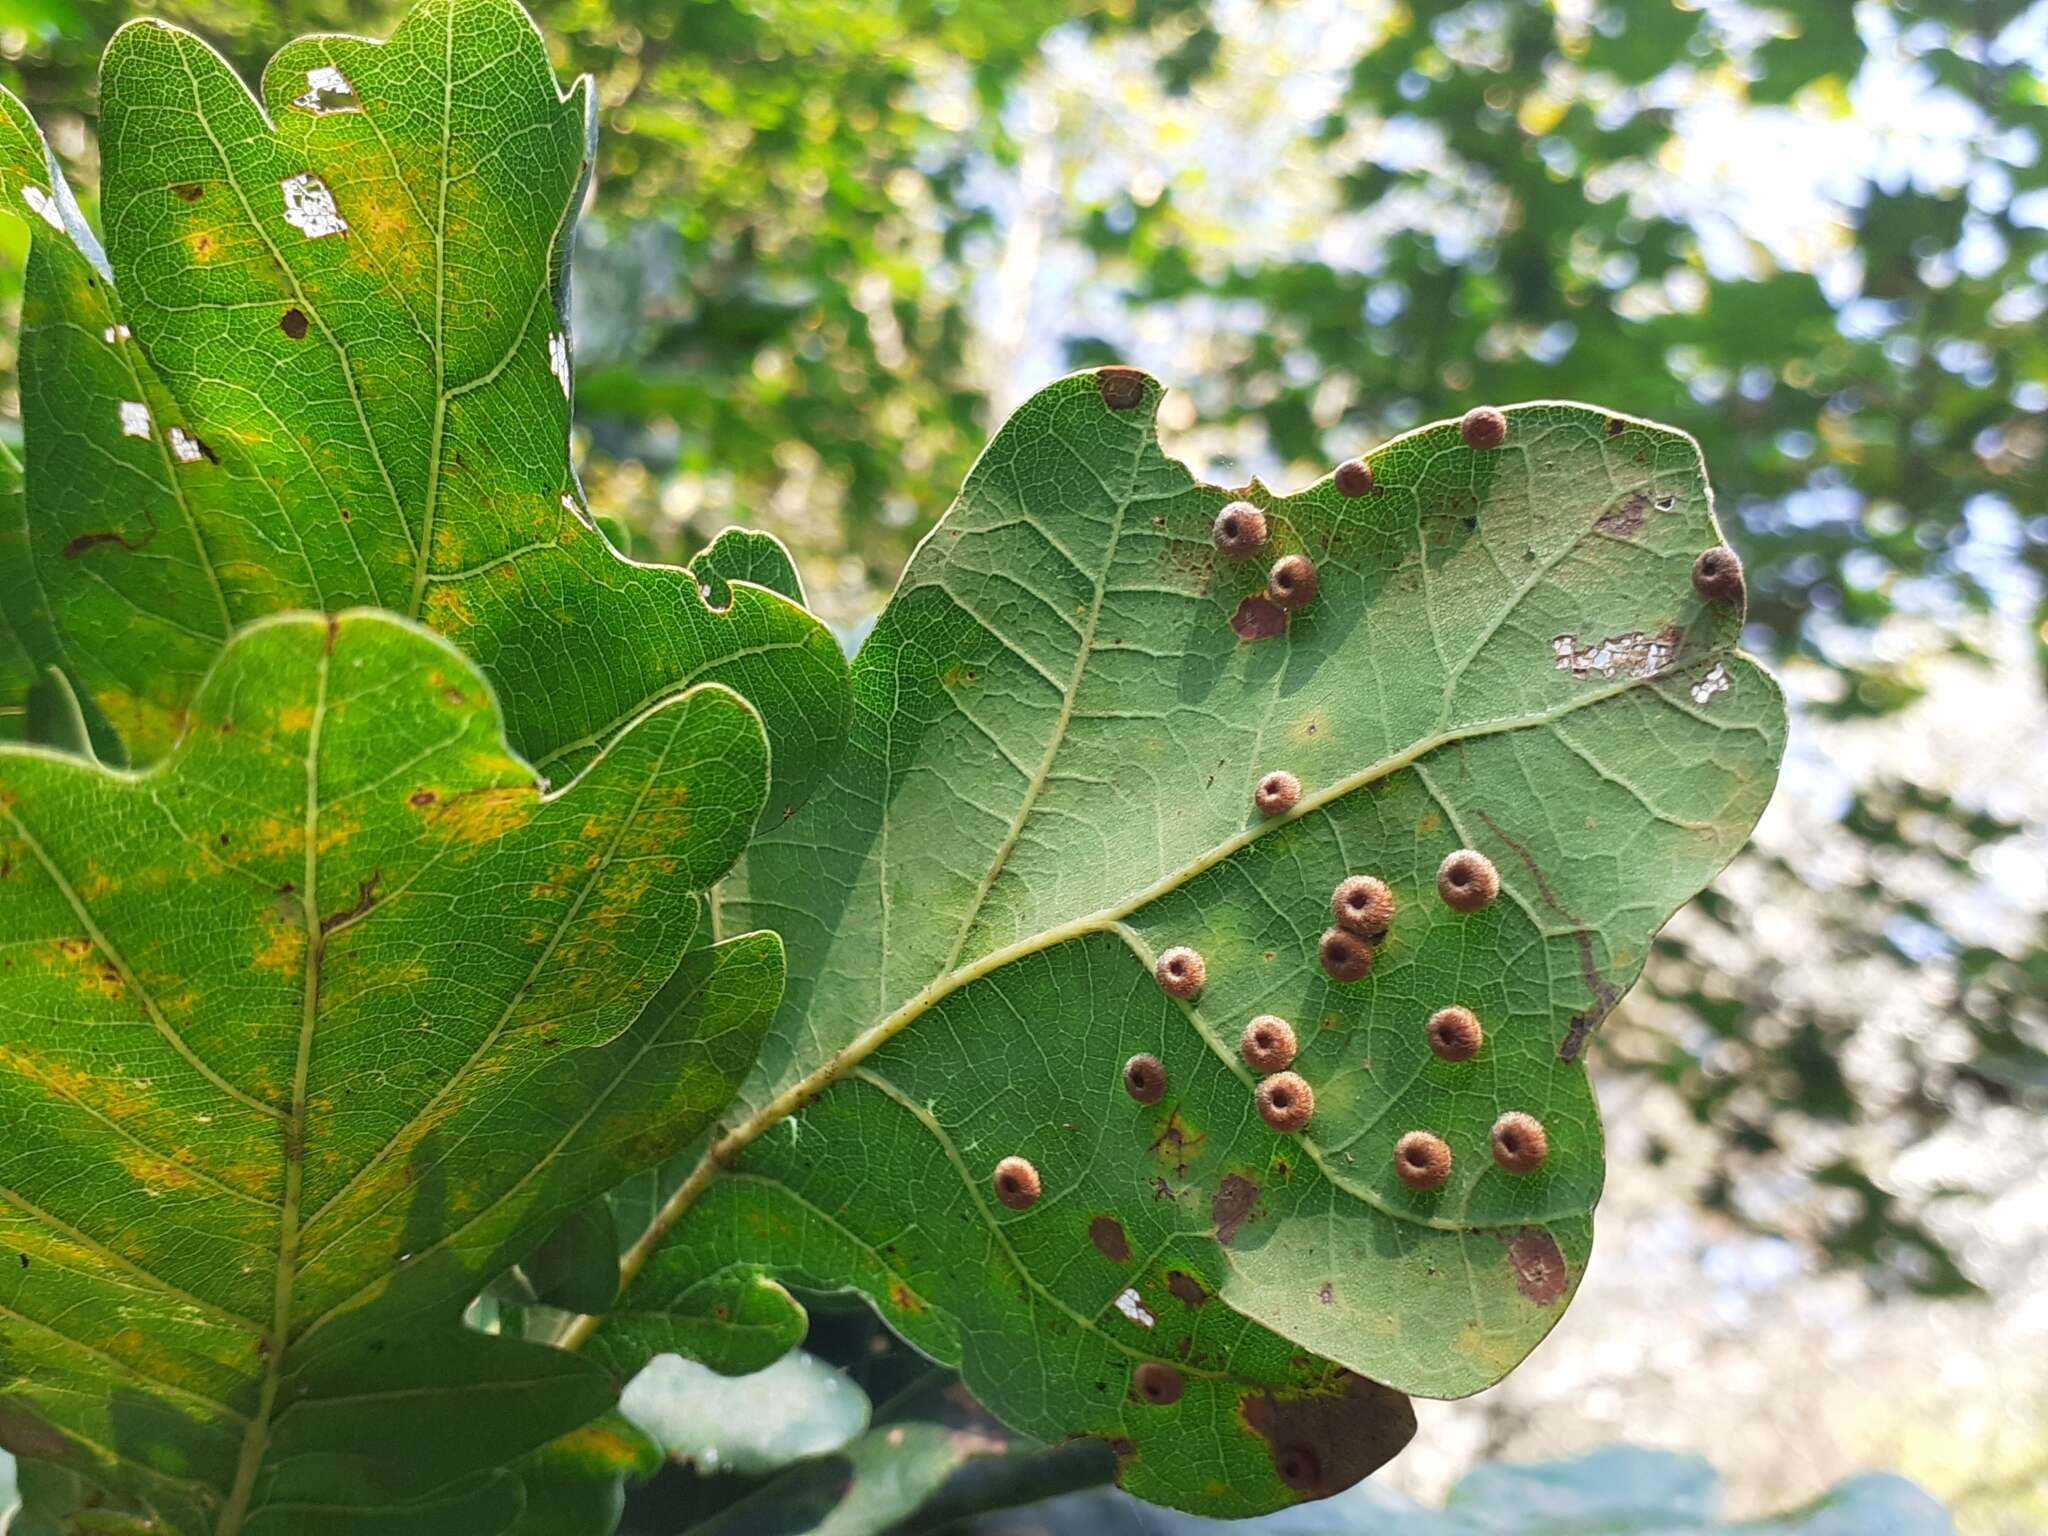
[[0, 609, 784, 1535], [0, 0, 849, 813], [581, 370, 1787, 1515]]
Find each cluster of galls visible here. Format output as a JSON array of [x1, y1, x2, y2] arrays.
[[1211, 501, 1320, 615]]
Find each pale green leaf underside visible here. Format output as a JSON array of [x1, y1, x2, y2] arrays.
[[610, 372, 1787, 1515], [0, 0, 848, 811], [0, 610, 783, 1535]]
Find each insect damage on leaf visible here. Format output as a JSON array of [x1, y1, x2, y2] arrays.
[[1255, 1072, 1315, 1133], [1155, 945, 1206, 999], [1333, 458, 1374, 497], [1254, 769, 1301, 816], [0, 0, 850, 818], [1460, 405, 1507, 449], [1331, 875, 1394, 938], [1491, 1112, 1550, 1174], [1318, 927, 1373, 982], [1394, 1132, 1453, 1192], [993, 1156, 1042, 1210], [1692, 545, 1745, 604], [0, 610, 778, 1533], [1437, 849, 1501, 912], [582, 373, 1786, 1515], [1427, 1006, 1484, 1062], [1213, 500, 1268, 560], [1267, 553, 1319, 611], [1240, 1015, 1298, 1073], [1123, 1052, 1168, 1104]]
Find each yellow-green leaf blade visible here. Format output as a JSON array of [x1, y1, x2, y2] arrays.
[[0, 609, 782, 1534]]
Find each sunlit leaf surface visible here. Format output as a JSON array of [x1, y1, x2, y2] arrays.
[[0, 0, 848, 811], [596, 370, 1786, 1515], [0, 610, 782, 1534]]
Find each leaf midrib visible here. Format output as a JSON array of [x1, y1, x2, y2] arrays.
[[574, 660, 1718, 1348], [216, 623, 330, 1536]]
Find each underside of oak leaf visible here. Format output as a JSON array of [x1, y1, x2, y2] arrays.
[[574, 368, 1788, 1517]]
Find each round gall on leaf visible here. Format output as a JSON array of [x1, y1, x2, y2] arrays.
[[1460, 405, 1507, 449], [1318, 927, 1373, 982], [1331, 875, 1395, 938], [1155, 945, 1206, 1000], [1333, 458, 1374, 498], [1436, 849, 1500, 912], [1133, 1362, 1184, 1405], [1240, 1015, 1298, 1073], [1254, 770, 1301, 817], [1490, 1111, 1549, 1174], [1394, 1131, 1452, 1192], [1267, 554, 1319, 611], [1212, 501, 1268, 560], [1122, 1053, 1167, 1105], [993, 1155, 1041, 1210], [1692, 545, 1745, 605], [1426, 1005, 1483, 1062], [1255, 1071, 1314, 1133]]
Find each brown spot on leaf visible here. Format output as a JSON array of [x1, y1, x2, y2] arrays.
[[1097, 366, 1146, 410], [172, 183, 203, 202], [1240, 1373, 1415, 1499], [0, 1407, 75, 1461], [408, 790, 437, 807], [1212, 1172, 1259, 1245], [1089, 1215, 1131, 1263], [61, 529, 148, 560], [280, 307, 309, 340], [1133, 1361, 1184, 1405], [1166, 1269, 1208, 1307], [1606, 416, 1625, 437], [1503, 1227, 1569, 1305], [1595, 491, 1650, 538], [1231, 594, 1288, 641], [1333, 458, 1373, 497]]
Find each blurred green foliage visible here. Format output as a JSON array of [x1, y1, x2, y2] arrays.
[[0, 0, 2039, 1298]]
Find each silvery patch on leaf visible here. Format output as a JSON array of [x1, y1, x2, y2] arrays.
[[292, 66, 360, 114], [1114, 1286, 1157, 1328], [21, 183, 64, 233], [118, 400, 151, 439], [168, 427, 205, 464], [280, 173, 348, 238], [549, 332, 571, 397], [1690, 661, 1732, 705]]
